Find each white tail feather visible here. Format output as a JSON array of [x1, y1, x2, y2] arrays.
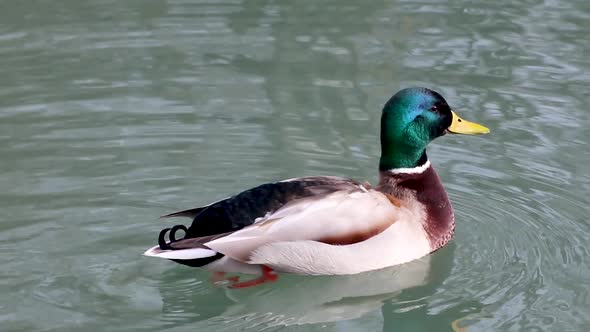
[[143, 245, 218, 260]]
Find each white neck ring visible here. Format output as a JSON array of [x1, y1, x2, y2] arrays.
[[387, 160, 431, 175]]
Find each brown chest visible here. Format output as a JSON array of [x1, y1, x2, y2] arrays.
[[379, 165, 455, 250]]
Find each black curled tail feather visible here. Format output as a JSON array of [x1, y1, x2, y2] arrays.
[[158, 228, 172, 250], [158, 224, 188, 250], [157, 224, 223, 267]]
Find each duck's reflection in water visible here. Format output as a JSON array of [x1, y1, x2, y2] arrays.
[[158, 243, 455, 331]]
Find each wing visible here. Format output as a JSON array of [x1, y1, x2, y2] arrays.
[[202, 189, 402, 262], [147, 176, 372, 266], [166, 176, 370, 239]]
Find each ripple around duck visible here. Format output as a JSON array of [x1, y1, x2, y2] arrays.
[[154, 253, 452, 331], [434, 162, 589, 330]]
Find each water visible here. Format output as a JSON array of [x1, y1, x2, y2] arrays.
[[1, 0, 589, 331]]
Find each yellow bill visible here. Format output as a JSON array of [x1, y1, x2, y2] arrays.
[[447, 111, 490, 135]]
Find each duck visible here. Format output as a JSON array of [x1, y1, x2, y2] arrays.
[[144, 87, 489, 287]]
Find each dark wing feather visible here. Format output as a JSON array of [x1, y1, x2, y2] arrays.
[[160, 207, 207, 219], [187, 176, 367, 237]]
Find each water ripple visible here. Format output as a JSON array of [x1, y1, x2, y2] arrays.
[[1, 0, 589, 331]]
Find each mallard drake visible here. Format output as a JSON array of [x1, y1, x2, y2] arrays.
[[144, 87, 489, 286]]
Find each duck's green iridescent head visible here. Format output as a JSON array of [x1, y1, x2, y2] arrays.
[[379, 87, 489, 170]]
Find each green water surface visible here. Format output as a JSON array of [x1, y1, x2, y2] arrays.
[[1, 1, 589, 331]]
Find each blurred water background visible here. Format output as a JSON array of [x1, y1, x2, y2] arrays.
[[1, 0, 589, 331]]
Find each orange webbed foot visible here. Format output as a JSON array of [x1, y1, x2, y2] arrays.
[[227, 266, 278, 289], [210, 271, 240, 285]]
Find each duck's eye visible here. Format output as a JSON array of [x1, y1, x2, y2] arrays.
[[430, 105, 439, 112]]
